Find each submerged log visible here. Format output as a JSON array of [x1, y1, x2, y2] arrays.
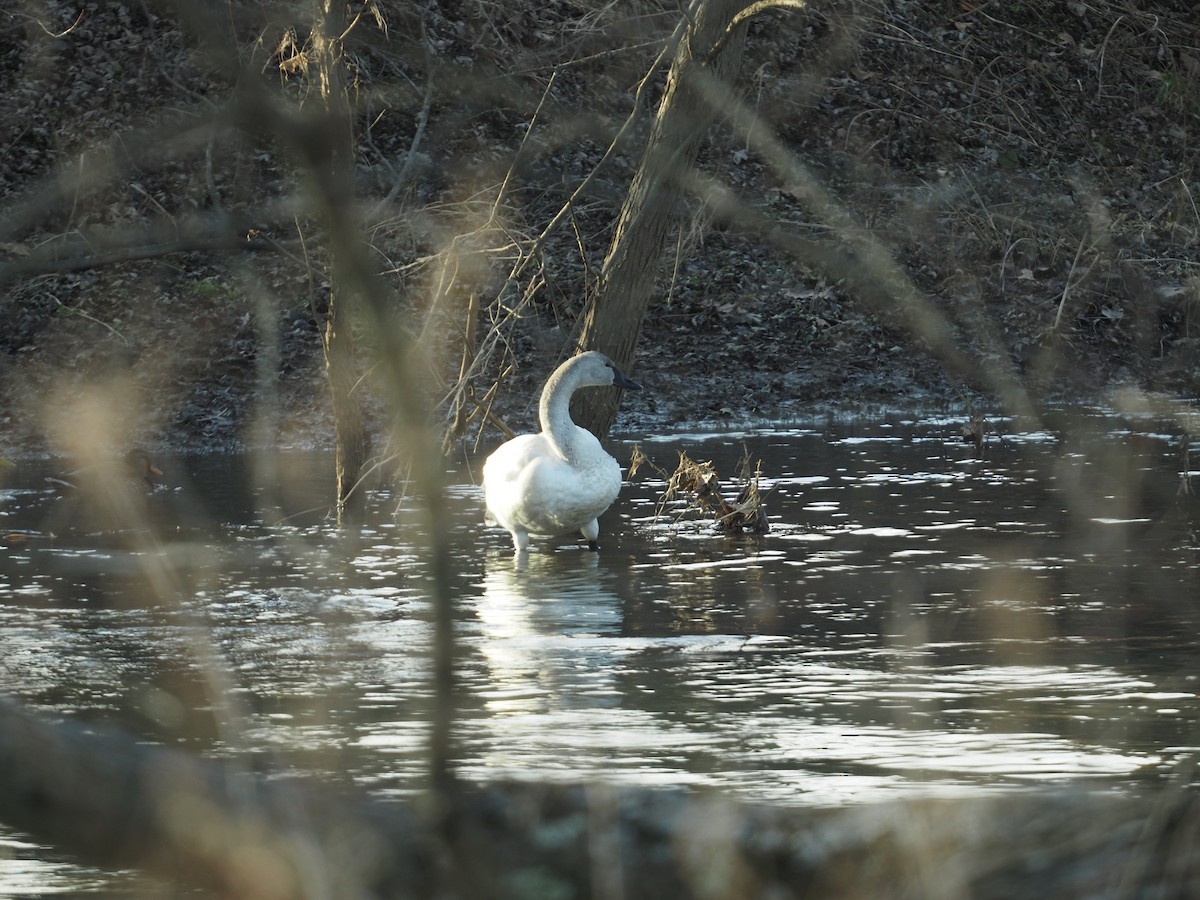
[[0, 697, 1196, 899]]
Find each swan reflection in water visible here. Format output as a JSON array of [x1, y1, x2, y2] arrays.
[[468, 554, 624, 729], [471, 551, 624, 720]]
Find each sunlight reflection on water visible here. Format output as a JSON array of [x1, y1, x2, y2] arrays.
[[2, 410, 1200, 889]]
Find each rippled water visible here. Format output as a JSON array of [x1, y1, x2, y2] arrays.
[[2, 409, 1200, 892]]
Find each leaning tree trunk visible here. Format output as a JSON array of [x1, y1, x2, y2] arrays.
[[312, 0, 368, 515], [573, 0, 752, 438]]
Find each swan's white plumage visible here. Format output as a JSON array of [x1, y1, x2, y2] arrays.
[[483, 351, 639, 552]]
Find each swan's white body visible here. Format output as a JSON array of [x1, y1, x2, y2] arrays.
[[483, 352, 640, 552]]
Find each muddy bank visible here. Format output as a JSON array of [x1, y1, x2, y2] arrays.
[[0, 1, 1197, 458]]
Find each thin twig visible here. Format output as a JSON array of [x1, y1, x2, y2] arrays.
[[1053, 233, 1091, 333], [369, 70, 435, 219], [47, 294, 128, 344], [1095, 14, 1127, 101], [705, 0, 807, 62], [26, 7, 85, 37]]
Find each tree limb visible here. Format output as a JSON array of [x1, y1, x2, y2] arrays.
[[0, 220, 298, 285], [0, 699, 429, 899], [1, 696, 1198, 899]]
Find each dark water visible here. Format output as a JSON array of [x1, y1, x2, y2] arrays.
[[2, 409, 1200, 892]]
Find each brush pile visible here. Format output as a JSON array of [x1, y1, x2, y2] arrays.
[[633, 446, 770, 535]]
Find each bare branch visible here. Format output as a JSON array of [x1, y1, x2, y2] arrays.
[[0, 220, 294, 285]]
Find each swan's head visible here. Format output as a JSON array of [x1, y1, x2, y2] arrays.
[[569, 351, 642, 391]]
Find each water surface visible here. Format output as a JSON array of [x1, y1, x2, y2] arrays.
[[2, 409, 1199, 893]]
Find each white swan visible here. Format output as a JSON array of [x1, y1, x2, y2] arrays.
[[483, 351, 641, 552]]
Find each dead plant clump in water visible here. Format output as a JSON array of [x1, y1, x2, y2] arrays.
[[631, 445, 770, 535]]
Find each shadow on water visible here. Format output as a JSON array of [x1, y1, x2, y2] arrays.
[[2, 409, 1200, 890]]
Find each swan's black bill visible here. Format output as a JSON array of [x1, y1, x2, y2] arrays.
[[610, 366, 642, 391]]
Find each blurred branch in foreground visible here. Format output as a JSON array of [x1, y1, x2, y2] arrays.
[[0, 697, 1197, 899]]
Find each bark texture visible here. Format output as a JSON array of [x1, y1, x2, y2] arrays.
[[574, 0, 752, 437]]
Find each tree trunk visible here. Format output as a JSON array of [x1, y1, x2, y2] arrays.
[[312, 0, 368, 515], [574, 0, 750, 438]]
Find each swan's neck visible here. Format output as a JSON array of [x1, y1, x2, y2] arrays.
[[539, 366, 584, 463]]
